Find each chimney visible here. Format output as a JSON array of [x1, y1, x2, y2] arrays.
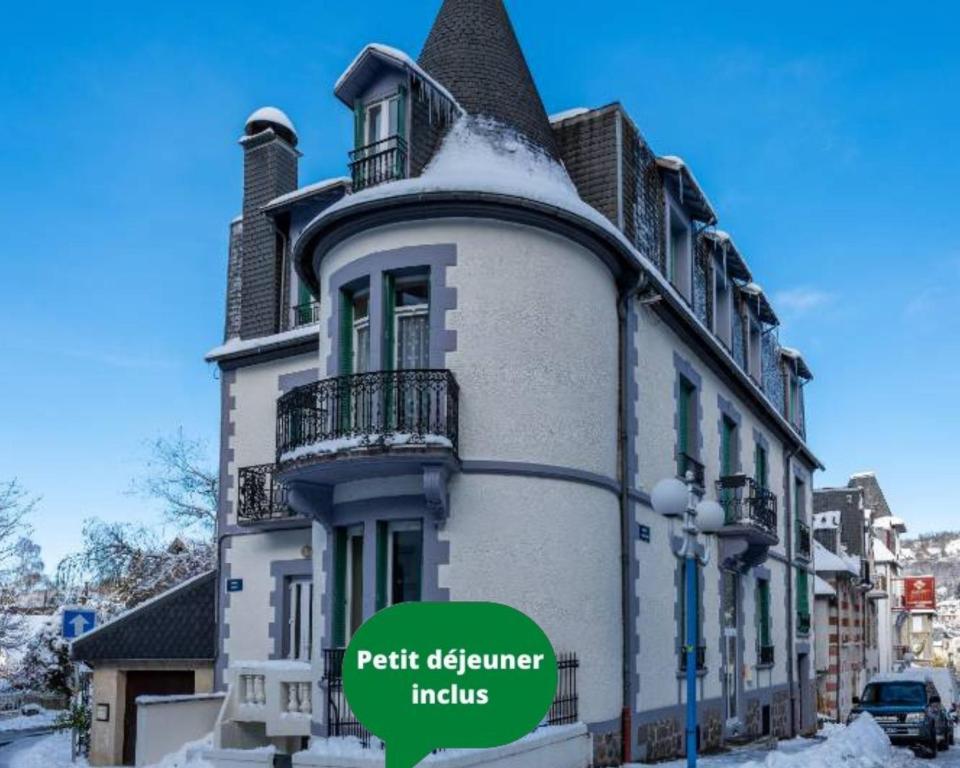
[[239, 107, 299, 339]]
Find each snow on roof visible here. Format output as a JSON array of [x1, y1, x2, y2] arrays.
[[205, 324, 318, 363], [72, 570, 214, 645], [872, 537, 897, 563], [815, 574, 837, 597], [245, 107, 297, 139], [549, 107, 591, 123], [264, 177, 351, 211], [814, 540, 860, 576], [781, 346, 813, 379], [702, 229, 752, 281], [655, 155, 717, 224], [851, 471, 876, 478], [334, 43, 463, 116], [299, 116, 823, 468]]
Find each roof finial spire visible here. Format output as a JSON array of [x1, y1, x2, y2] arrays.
[[418, 0, 559, 157]]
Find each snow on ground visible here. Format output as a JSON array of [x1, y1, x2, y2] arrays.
[[8, 732, 213, 768], [0, 708, 59, 733], [627, 715, 917, 768], [8, 732, 83, 768]]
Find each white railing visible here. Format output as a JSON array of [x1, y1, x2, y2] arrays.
[[231, 662, 312, 738]]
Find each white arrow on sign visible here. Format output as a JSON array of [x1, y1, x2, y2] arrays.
[[70, 614, 90, 636]]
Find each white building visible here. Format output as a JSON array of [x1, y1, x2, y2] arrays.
[[203, 1, 822, 765]]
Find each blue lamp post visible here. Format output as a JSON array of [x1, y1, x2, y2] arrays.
[[651, 475, 724, 768]]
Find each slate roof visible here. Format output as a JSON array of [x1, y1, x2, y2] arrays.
[[71, 571, 216, 663], [848, 472, 894, 521], [418, 0, 559, 157]]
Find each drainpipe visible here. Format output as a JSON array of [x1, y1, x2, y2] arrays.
[[618, 272, 648, 764], [783, 444, 799, 736]]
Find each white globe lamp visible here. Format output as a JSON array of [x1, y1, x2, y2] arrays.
[[651, 478, 689, 518]]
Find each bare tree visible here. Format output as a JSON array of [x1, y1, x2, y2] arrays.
[[0, 479, 37, 652], [56, 519, 212, 610], [131, 429, 218, 535]]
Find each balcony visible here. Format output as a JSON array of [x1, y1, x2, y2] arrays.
[[796, 518, 812, 560], [237, 464, 294, 525], [349, 135, 408, 191], [715, 474, 778, 572], [287, 301, 320, 330], [276, 369, 459, 493], [676, 450, 706, 488]]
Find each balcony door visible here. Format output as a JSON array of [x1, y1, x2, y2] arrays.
[[333, 526, 365, 648], [722, 570, 741, 727], [384, 274, 430, 434], [364, 96, 400, 146]]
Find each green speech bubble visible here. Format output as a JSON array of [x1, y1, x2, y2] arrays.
[[342, 602, 558, 768]]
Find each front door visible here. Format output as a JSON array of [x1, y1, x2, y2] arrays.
[[122, 670, 195, 765], [722, 570, 741, 726], [346, 529, 364, 641]]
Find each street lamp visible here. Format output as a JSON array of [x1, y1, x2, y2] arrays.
[[651, 475, 724, 768]]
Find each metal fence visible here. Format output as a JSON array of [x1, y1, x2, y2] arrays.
[[322, 649, 580, 746]]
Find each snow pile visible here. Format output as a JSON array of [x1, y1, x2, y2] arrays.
[[281, 433, 453, 463], [143, 732, 215, 768], [945, 538, 960, 556], [743, 715, 897, 768]]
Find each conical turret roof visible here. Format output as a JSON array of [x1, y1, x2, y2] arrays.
[[418, 0, 559, 157]]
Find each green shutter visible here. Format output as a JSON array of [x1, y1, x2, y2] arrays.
[[375, 522, 388, 611], [339, 291, 354, 375], [757, 581, 771, 648], [354, 101, 365, 149], [755, 445, 767, 489], [332, 528, 348, 648], [677, 378, 690, 476], [383, 274, 397, 428], [721, 418, 733, 476], [797, 570, 810, 615]]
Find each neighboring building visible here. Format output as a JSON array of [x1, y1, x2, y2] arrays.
[[204, 0, 822, 764], [71, 572, 217, 767], [810, 500, 864, 724]]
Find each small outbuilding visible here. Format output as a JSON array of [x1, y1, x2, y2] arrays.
[[71, 571, 217, 766]]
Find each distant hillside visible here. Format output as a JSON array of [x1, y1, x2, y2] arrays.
[[901, 531, 960, 600]]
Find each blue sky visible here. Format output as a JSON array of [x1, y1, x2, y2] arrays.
[[0, 1, 957, 570]]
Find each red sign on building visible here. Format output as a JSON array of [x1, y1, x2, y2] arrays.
[[902, 576, 937, 610]]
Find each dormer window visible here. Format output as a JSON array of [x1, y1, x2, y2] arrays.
[[362, 95, 401, 146], [666, 200, 692, 300], [747, 314, 762, 382]]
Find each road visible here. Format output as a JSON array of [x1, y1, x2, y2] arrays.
[[0, 730, 53, 768]]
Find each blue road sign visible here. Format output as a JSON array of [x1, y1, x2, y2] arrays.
[[62, 608, 97, 639]]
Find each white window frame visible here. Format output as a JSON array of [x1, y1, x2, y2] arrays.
[[364, 95, 400, 145], [352, 292, 370, 374], [384, 520, 423, 607], [393, 275, 430, 371], [665, 196, 693, 301]]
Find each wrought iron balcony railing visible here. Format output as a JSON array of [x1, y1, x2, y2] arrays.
[[679, 645, 707, 672], [676, 451, 706, 488], [349, 135, 408, 191], [796, 518, 812, 559], [237, 464, 292, 524], [759, 645, 775, 666], [797, 612, 811, 636], [715, 475, 778, 538], [276, 369, 459, 463], [288, 301, 320, 329]]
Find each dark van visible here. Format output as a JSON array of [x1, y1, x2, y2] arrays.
[[850, 677, 952, 757]]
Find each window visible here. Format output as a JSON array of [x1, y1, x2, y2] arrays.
[[393, 276, 430, 371], [754, 443, 768, 489], [377, 520, 423, 609], [794, 477, 806, 522], [713, 260, 732, 347], [786, 372, 800, 425], [666, 202, 692, 299], [333, 526, 365, 647], [756, 579, 772, 656], [722, 570, 740, 720], [286, 577, 313, 661], [677, 376, 697, 476], [363, 95, 400, 146]]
